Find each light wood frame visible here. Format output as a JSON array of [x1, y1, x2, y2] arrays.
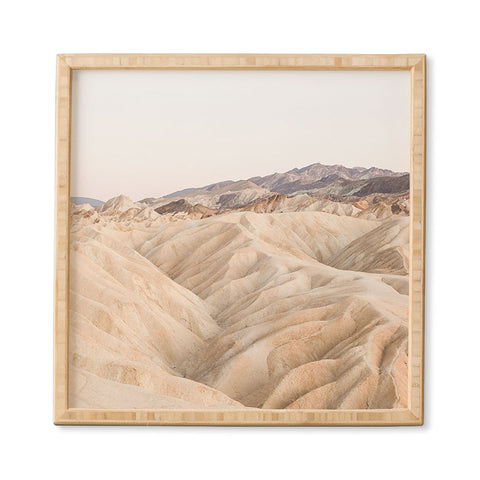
[[54, 54, 426, 426]]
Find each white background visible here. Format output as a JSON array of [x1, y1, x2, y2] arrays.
[[1, 1, 478, 479]]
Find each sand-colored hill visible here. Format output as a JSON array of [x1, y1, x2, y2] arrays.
[[69, 206, 409, 410], [136, 212, 408, 409], [327, 217, 410, 275], [69, 224, 243, 408], [225, 192, 408, 219], [154, 198, 217, 219]]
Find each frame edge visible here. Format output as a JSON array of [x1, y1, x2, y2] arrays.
[[53, 53, 426, 426], [54, 55, 72, 424]]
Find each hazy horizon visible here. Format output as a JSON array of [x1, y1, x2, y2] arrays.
[[71, 70, 410, 201]]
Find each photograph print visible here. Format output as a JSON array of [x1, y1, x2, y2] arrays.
[[68, 68, 412, 412]]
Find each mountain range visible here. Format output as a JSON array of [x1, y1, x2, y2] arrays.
[[160, 162, 408, 200], [72, 163, 409, 211]]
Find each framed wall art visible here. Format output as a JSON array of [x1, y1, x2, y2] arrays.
[[54, 54, 425, 425]]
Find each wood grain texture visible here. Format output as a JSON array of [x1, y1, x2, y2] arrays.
[[54, 54, 425, 426], [59, 53, 423, 70], [54, 56, 71, 422]]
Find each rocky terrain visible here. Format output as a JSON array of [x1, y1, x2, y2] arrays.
[[69, 163, 410, 410]]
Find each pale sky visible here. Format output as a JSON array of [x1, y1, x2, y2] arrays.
[[70, 69, 410, 201]]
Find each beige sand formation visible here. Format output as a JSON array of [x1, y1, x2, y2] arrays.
[[69, 165, 409, 410]]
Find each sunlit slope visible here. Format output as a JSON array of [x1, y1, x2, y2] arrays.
[[69, 225, 243, 408], [136, 212, 408, 409]]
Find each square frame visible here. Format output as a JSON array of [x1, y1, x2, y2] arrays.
[[54, 54, 425, 425]]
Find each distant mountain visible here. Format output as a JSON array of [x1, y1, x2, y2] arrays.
[[164, 180, 235, 198], [70, 197, 104, 207], [137, 197, 157, 205], [248, 163, 406, 194], [158, 180, 271, 210], [273, 173, 410, 197], [354, 174, 410, 197], [154, 199, 217, 218]]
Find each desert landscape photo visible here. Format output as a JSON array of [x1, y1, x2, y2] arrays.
[[68, 70, 410, 410]]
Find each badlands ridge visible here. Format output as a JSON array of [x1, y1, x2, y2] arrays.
[[69, 163, 410, 410]]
